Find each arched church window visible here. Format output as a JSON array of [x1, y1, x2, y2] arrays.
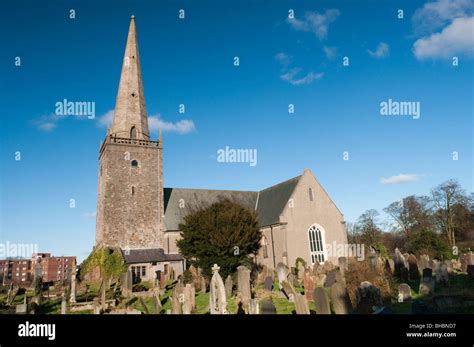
[[309, 187, 314, 201], [130, 126, 137, 139], [308, 224, 326, 264], [131, 160, 138, 168]]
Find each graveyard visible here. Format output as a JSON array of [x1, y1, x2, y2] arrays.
[[1, 250, 473, 315]]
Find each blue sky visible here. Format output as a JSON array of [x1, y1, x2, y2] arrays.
[[1, 0, 472, 261]]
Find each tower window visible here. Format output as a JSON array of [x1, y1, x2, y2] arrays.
[[309, 187, 314, 201], [131, 160, 138, 168], [130, 126, 137, 139], [131, 186, 135, 195]]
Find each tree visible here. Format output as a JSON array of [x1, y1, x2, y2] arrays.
[[176, 199, 261, 279], [407, 229, 451, 260], [355, 209, 382, 246], [431, 180, 468, 249], [383, 195, 433, 235]]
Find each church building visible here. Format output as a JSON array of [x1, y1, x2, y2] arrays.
[[95, 17, 348, 282]]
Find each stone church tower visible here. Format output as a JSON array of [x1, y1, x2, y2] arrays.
[[95, 16, 164, 250]]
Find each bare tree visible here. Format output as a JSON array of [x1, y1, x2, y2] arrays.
[[383, 195, 433, 235], [431, 180, 467, 248]]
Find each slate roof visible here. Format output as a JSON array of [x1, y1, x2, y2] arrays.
[[121, 248, 183, 264], [163, 175, 301, 230]]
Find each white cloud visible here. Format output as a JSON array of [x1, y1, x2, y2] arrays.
[[82, 211, 96, 220], [32, 113, 64, 132], [412, 0, 473, 35], [323, 46, 337, 59], [367, 42, 390, 59], [287, 9, 340, 40], [96, 109, 115, 128], [96, 110, 195, 135], [380, 174, 421, 185], [413, 16, 474, 59], [275, 52, 291, 66], [148, 115, 196, 135], [280, 68, 324, 85]]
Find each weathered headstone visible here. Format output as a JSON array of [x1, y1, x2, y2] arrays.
[[321, 260, 335, 274], [422, 268, 433, 279], [249, 298, 259, 314], [16, 304, 28, 314], [324, 271, 337, 288], [436, 262, 449, 283], [355, 281, 382, 314], [400, 267, 409, 282], [264, 276, 273, 292], [121, 270, 133, 298], [261, 299, 277, 314], [398, 283, 412, 302], [407, 255, 420, 280], [460, 252, 474, 273], [419, 278, 435, 296], [182, 284, 195, 314], [303, 269, 314, 301], [237, 265, 251, 307], [330, 283, 352, 314], [313, 287, 331, 314], [280, 280, 296, 301], [225, 275, 233, 298], [385, 259, 395, 274], [338, 257, 348, 276], [209, 264, 228, 314], [296, 259, 306, 281], [419, 255, 430, 273], [394, 248, 408, 276], [61, 294, 67, 314], [293, 293, 310, 314], [171, 281, 184, 314], [276, 263, 289, 286]]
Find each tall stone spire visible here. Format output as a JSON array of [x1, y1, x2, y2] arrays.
[[110, 15, 150, 140]]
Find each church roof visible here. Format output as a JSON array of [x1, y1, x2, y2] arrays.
[[163, 175, 301, 230], [121, 248, 183, 264]]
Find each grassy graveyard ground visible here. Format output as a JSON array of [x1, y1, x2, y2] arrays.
[[390, 271, 474, 314]]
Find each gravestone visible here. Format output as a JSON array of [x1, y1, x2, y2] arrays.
[[261, 299, 277, 314], [182, 284, 195, 314], [407, 255, 420, 280], [200, 276, 207, 293], [225, 275, 233, 298], [314, 273, 326, 287], [276, 263, 289, 286], [121, 270, 133, 298], [330, 283, 352, 314], [460, 252, 474, 272], [16, 304, 28, 314], [400, 267, 409, 282], [313, 287, 331, 314], [61, 294, 67, 314], [280, 280, 296, 301], [338, 257, 348, 276], [171, 281, 184, 314], [259, 265, 274, 284], [385, 259, 395, 274], [419, 255, 430, 273], [419, 276, 435, 296], [249, 298, 259, 314], [436, 262, 449, 283], [422, 268, 433, 279], [398, 283, 412, 301], [237, 265, 251, 307], [355, 281, 382, 314], [296, 260, 306, 281], [324, 271, 337, 288], [321, 261, 335, 274], [394, 248, 408, 275], [153, 292, 162, 313], [293, 293, 310, 314], [303, 269, 314, 301], [264, 276, 273, 292], [209, 264, 228, 314]]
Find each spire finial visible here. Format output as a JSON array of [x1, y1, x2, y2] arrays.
[[131, 15, 135, 19]]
